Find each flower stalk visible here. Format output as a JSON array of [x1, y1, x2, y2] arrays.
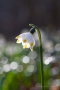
[[29, 24, 44, 90]]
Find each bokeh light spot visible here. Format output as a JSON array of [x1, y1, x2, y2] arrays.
[[1, 57, 8, 64], [17, 65, 23, 72], [54, 43, 60, 51], [10, 62, 18, 70], [3, 64, 10, 72], [0, 67, 3, 74], [28, 51, 37, 60], [27, 65, 36, 72], [44, 56, 56, 65], [22, 56, 30, 64]]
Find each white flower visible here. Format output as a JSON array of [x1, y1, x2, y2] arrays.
[[15, 32, 35, 51]]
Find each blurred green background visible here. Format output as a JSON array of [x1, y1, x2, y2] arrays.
[[0, 0, 60, 90]]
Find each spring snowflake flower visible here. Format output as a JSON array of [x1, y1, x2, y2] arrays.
[[15, 32, 35, 51]]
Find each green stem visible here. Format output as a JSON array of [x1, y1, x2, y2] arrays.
[[29, 24, 44, 90]]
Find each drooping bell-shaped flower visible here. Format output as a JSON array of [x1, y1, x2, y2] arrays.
[[15, 32, 35, 51]]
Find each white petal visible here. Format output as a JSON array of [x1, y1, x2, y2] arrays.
[[22, 43, 30, 48], [15, 35, 20, 39], [16, 38, 22, 43], [21, 32, 35, 46]]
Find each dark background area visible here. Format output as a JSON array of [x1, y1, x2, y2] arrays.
[[0, 0, 60, 39]]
